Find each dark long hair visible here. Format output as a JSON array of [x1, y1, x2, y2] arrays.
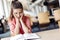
[[9, 0, 23, 20]]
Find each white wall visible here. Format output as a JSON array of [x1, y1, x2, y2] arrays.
[[59, 0, 60, 7], [0, 0, 4, 19], [3, 0, 9, 18]]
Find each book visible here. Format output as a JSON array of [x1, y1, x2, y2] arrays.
[[10, 33, 41, 40]]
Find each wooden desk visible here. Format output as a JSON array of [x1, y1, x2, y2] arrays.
[[1, 16, 56, 40], [1, 29, 60, 40], [36, 29, 60, 40]]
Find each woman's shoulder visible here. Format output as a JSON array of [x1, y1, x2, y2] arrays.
[[23, 15, 30, 20]]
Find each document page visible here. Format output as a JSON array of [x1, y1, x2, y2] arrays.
[[23, 33, 40, 40], [10, 34, 24, 40], [10, 33, 41, 40]]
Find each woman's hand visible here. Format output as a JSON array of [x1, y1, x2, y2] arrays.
[[14, 17, 20, 35], [20, 14, 23, 20]]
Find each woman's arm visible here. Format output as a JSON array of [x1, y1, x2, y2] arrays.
[[20, 18, 32, 33], [20, 19, 29, 33], [14, 19, 20, 35], [8, 19, 20, 36]]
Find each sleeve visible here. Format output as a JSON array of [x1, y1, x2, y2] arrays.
[[8, 21, 15, 35]]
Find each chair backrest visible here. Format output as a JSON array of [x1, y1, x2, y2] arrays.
[[58, 21, 60, 28], [45, 11, 50, 16], [38, 12, 50, 24], [54, 9, 60, 21]]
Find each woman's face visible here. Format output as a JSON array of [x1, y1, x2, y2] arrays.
[[13, 8, 23, 19]]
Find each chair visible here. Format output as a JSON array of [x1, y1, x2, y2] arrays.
[[54, 9, 60, 28], [0, 19, 4, 33], [38, 12, 50, 27], [45, 11, 50, 16], [54, 9, 60, 21], [58, 21, 60, 27]]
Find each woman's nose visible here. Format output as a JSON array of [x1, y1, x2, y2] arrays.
[[17, 13, 20, 17]]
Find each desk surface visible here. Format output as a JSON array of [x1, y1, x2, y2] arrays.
[[1, 29, 60, 40], [37, 29, 60, 40]]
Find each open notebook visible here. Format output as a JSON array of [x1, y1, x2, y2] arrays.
[[10, 33, 41, 40]]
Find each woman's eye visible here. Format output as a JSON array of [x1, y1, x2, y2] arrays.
[[15, 13, 17, 14]]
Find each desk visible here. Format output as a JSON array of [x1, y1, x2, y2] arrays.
[[1, 29, 60, 40], [36, 29, 60, 40]]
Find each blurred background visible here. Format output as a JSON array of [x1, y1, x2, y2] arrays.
[[0, 0, 60, 38]]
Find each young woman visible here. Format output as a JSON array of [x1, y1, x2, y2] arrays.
[[8, 0, 32, 36]]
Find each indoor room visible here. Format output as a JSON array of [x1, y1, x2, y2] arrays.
[[0, 0, 60, 40]]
